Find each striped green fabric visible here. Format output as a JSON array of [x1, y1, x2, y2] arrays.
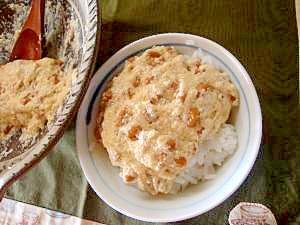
[[7, 0, 299, 224]]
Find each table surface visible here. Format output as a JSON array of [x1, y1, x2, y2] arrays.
[[6, 0, 300, 224]]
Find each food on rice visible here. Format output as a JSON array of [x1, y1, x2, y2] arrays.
[[0, 58, 71, 139], [95, 46, 239, 195]]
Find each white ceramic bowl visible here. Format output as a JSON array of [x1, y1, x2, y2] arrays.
[[76, 33, 262, 222], [0, 0, 100, 198]]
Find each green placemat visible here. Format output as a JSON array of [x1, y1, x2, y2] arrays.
[[6, 0, 300, 224], [6, 124, 88, 217]]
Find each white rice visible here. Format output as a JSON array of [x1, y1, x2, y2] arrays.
[[170, 49, 237, 193], [191, 48, 224, 71], [171, 123, 238, 193], [116, 48, 238, 194]]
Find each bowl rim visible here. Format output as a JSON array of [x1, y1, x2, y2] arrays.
[[76, 33, 262, 222], [0, 0, 101, 198]]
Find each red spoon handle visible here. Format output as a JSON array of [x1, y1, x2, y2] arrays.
[[10, 0, 45, 61], [22, 0, 44, 35]]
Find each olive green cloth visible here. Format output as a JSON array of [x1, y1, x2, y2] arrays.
[[6, 124, 88, 217], [7, 0, 300, 224]]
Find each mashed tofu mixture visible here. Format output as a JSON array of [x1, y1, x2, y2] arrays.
[[0, 58, 71, 139], [97, 46, 239, 195]]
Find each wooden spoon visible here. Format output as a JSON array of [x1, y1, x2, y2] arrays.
[[10, 0, 45, 61]]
